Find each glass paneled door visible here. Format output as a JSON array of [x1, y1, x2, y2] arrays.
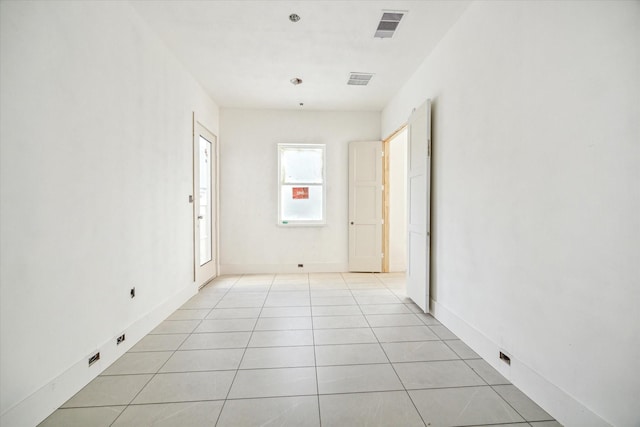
[[193, 120, 217, 287]]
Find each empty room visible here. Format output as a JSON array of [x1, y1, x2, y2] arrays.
[[1, 1, 638, 426]]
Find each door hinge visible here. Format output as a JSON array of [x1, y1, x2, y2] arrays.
[[381, 219, 384, 225], [381, 184, 384, 191], [428, 140, 431, 157], [381, 253, 384, 259]]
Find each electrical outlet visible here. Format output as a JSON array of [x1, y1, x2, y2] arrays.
[[116, 334, 125, 345], [499, 351, 511, 365], [130, 287, 135, 298], [298, 264, 304, 268], [88, 351, 100, 366]]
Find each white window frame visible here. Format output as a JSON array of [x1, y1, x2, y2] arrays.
[[277, 143, 326, 226]]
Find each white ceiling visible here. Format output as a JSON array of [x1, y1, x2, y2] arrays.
[[130, 1, 470, 111]]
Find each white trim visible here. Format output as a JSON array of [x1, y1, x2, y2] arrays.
[[220, 262, 348, 275], [1, 284, 197, 427], [430, 298, 612, 427]]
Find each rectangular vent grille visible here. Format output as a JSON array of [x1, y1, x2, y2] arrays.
[[375, 11, 404, 38], [348, 72, 374, 86]]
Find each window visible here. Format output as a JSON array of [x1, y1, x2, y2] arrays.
[[278, 143, 326, 225]]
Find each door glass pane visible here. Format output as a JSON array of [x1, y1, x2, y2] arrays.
[[199, 136, 212, 265], [281, 148, 323, 184]]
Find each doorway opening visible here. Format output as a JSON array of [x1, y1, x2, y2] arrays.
[[382, 125, 408, 273]]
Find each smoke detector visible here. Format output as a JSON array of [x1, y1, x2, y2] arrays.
[[289, 13, 301, 22]]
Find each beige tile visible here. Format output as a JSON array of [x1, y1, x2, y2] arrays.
[[217, 396, 319, 427], [129, 334, 188, 352], [494, 384, 554, 421], [409, 386, 524, 426], [194, 318, 256, 333], [150, 320, 200, 334], [132, 371, 234, 404], [312, 305, 362, 316], [320, 391, 423, 427], [365, 314, 423, 327], [39, 407, 124, 427], [180, 332, 250, 350], [313, 315, 368, 329], [429, 325, 458, 340], [373, 326, 439, 343], [314, 328, 378, 345], [249, 330, 313, 347], [445, 339, 480, 359], [102, 352, 172, 375], [382, 341, 459, 363], [260, 306, 311, 317], [160, 348, 244, 372], [228, 367, 317, 399], [205, 307, 261, 319], [255, 316, 312, 330], [317, 364, 403, 394], [166, 309, 210, 320], [394, 360, 485, 389], [240, 346, 315, 369], [466, 359, 510, 385], [315, 343, 388, 366], [112, 401, 223, 426], [62, 375, 152, 407]]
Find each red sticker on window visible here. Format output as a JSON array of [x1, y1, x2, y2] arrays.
[[292, 187, 309, 199]]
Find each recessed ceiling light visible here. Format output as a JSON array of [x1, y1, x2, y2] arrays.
[[289, 13, 301, 22], [290, 77, 303, 85]]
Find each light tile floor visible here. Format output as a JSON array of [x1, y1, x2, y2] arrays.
[[40, 273, 561, 426]]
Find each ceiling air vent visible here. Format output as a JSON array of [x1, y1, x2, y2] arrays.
[[374, 11, 405, 38], [348, 72, 374, 86]]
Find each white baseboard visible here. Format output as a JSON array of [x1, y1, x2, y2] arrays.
[[220, 263, 349, 275], [430, 299, 611, 427], [1, 284, 197, 427], [388, 263, 406, 272]]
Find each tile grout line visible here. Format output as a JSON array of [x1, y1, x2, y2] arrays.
[[308, 273, 323, 427], [356, 272, 429, 427], [212, 273, 275, 426], [108, 274, 241, 426]]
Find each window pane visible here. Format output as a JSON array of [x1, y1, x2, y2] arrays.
[[280, 185, 323, 221], [281, 147, 323, 184], [199, 136, 212, 265]]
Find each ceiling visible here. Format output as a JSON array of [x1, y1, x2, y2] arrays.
[[130, 1, 470, 111]]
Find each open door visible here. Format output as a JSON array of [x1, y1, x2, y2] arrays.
[[348, 141, 383, 272], [193, 118, 217, 287], [406, 100, 431, 312]]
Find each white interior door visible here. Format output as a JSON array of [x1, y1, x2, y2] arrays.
[[349, 141, 383, 272], [194, 120, 217, 287], [406, 99, 432, 312]]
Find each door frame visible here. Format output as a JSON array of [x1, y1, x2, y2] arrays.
[[382, 124, 408, 272], [192, 113, 218, 287]]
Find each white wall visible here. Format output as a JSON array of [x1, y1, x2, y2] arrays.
[[388, 129, 407, 272], [0, 2, 219, 426], [382, 1, 640, 426], [219, 109, 380, 274]]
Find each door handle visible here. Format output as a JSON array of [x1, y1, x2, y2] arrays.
[[198, 215, 203, 219]]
